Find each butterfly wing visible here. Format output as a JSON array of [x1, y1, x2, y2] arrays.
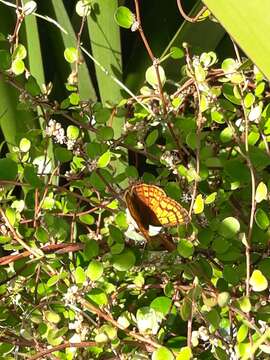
[[157, 196, 190, 227], [131, 184, 190, 227]]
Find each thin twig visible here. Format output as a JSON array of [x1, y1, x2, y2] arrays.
[[176, 0, 207, 23]]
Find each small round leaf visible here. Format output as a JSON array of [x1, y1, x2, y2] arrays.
[[218, 217, 240, 238], [193, 194, 204, 214], [87, 260, 104, 282], [97, 151, 111, 168], [0, 158, 18, 180], [112, 250, 136, 271], [177, 239, 194, 258], [255, 182, 267, 203], [64, 47, 78, 63], [152, 346, 174, 360], [114, 6, 134, 29], [250, 270, 268, 292], [19, 138, 31, 152], [145, 65, 166, 88], [255, 208, 270, 230]]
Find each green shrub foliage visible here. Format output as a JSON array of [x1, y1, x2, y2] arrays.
[[0, 2, 269, 360]]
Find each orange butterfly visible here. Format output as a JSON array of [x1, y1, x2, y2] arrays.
[[125, 183, 190, 249]]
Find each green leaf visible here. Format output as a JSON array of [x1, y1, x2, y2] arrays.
[[112, 250, 136, 271], [250, 269, 268, 291], [152, 347, 174, 360], [97, 126, 114, 141], [177, 239, 194, 258], [205, 192, 217, 204], [212, 237, 230, 254], [6, 208, 16, 226], [238, 297, 251, 313], [0, 50, 11, 70], [255, 182, 267, 203], [24, 165, 43, 188], [74, 266, 86, 284], [95, 108, 111, 124], [76, 0, 91, 16], [23, 1, 37, 15], [218, 217, 240, 238], [193, 194, 204, 214], [221, 58, 238, 73], [222, 84, 241, 105], [64, 47, 78, 63], [84, 239, 99, 260], [244, 93, 255, 108], [0, 343, 15, 356], [0, 158, 18, 180], [255, 208, 270, 230], [202, 0, 270, 80], [186, 131, 197, 150], [114, 6, 134, 29], [97, 151, 111, 168], [54, 147, 73, 163], [13, 44, 27, 60], [205, 308, 220, 330], [25, 76, 41, 96], [258, 258, 270, 280], [67, 125, 79, 140], [68, 92, 80, 106], [19, 138, 31, 152], [220, 127, 233, 143], [47, 275, 60, 288], [223, 265, 240, 285], [223, 159, 250, 182], [87, 288, 108, 306], [194, 64, 206, 82], [237, 324, 249, 343], [150, 297, 172, 315], [115, 211, 128, 229], [45, 310, 61, 324], [176, 347, 192, 360], [79, 214, 95, 225], [11, 58, 25, 75], [87, 260, 104, 282], [145, 65, 166, 88], [217, 292, 230, 307], [125, 165, 138, 178], [180, 297, 192, 321], [170, 46, 184, 59], [146, 129, 159, 147]]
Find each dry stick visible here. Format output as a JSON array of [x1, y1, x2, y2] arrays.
[[35, 166, 59, 219], [133, 0, 188, 163], [10, 0, 25, 49], [182, 45, 203, 348], [184, 45, 202, 218], [75, 12, 87, 81], [0, 208, 42, 260], [133, 0, 166, 113], [29, 341, 97, 360], [232, 40, 256, 358], [176, 0, 207, 23], [79, 297, 159, 351], [0, 243, 84, 266], [0, 179, 114, 217]]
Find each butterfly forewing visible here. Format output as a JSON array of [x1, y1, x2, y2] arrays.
[[127, 183, 190, 229]]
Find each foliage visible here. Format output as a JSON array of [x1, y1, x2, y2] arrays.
[[0, 1, 270, 359]]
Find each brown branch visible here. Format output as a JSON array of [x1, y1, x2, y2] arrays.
[[176, 0, 208, 23], [29, 341, 97, 360], [0, 243, 84, 266]]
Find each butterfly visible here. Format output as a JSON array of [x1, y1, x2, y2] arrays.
[[125, 183, 190, 247]]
